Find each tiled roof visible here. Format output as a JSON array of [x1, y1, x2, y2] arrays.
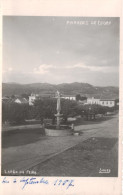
[[100, 99, 115, 101], [14, 97, 28, 103]]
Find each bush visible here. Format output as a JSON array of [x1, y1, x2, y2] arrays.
[[2, 102, 29, 125]]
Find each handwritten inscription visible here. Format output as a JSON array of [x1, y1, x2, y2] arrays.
[[2, 177, 9, 184], [20, 177, 49, 189], [1, 177, 75, 190], [54, 179, 74, 189]]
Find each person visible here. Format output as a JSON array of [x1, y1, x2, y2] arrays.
[[71, 123, 74, 131]]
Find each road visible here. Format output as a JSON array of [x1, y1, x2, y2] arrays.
[[1, 114, 118, 176]]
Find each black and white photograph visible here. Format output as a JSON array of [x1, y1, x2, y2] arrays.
[[2, 16, 119, 177]]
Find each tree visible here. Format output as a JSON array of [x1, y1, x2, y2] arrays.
[[31, 98, 78, 124], [2, 102, 29, 124], [61, 99, 77, 123], [21, 93, 30, 100], [34, 98, 57, 122], [76, 94, 87, 101], [11, 95, 16, 99], [76, 94, 81, 101], [75, 104, 109, 120]]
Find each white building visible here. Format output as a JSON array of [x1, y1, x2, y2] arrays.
[[86, 97, 115, 107], [14, 97, 28, 104], [61, 95, 76, 101], [29, 93, 53, 105], [87, 97, 100, 105], [100, 99, 115, 107], [29, 94, 39, 105]]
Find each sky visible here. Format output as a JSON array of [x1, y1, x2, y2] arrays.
[[2, 16, 119, 86]]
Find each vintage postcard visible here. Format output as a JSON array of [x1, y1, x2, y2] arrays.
[[0, 0, 122, 195]]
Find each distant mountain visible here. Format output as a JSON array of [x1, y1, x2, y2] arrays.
[[2, 82, 119, 99]]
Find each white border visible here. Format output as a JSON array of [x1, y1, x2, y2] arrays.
[[0, 0, 122, 195]]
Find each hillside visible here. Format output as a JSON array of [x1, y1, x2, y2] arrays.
[[2, 82, 119, 99]]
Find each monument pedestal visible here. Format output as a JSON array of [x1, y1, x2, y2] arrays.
[[45, 126, 72, 136], [54, 113, 63, 129]]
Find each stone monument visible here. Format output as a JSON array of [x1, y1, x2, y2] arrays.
[[44, 91, 72, 136], [55, 91, 63, 129]]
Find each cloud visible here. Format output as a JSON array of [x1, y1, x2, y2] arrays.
[[66, 63, 117, 73], [33, 64, 54, 74], [66, 63, 86, 69]]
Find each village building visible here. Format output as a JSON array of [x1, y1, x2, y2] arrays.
[[29, 94, 39, 105], [86, 97, 116, 107], [2, 96, 10, 102], [61, 95, 76, 101], [2, 96, 29, 104], [29, 93, 54, 105], [100, 99, 115, 107], [87, 97, 100, 105], [14, 97, 28, 104]]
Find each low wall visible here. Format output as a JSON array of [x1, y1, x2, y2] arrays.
[[2, 124, 41, 131]]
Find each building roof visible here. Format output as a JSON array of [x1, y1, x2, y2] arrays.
[[61, 95, 76, 97], [2, 98, 14, 104], [2, 96, 10, 100], [14, 97, 28, 103], [87, 97, 100, 100], [86, 94, 118, 99], [100, 99, 115, 101]]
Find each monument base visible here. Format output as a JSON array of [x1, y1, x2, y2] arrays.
[[45, 125, 72, 136]]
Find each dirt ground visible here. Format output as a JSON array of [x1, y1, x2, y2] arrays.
[[2, 114, 118, 177], [31, 136, 118, 177]]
